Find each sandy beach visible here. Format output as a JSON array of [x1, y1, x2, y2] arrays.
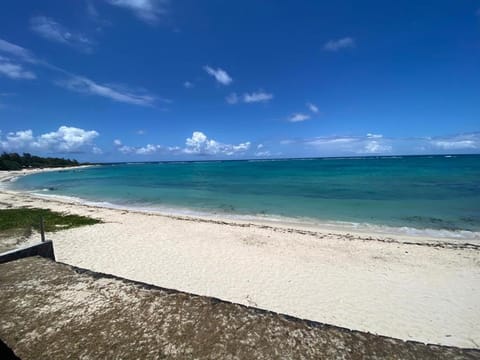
[[1, 168, 479, 349]]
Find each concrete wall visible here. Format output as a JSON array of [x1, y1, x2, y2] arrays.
[[0, 338, 20, 360], [0, 241, 55, 264]]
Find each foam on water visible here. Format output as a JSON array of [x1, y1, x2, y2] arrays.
[[29, 189, 480, 242]]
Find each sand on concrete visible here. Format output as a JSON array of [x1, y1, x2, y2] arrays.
[[2, 257, 479, 360], [1, 168, 479, 349]]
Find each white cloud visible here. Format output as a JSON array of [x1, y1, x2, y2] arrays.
[[136, 144, 162, 154], [35, 126, 99, 152], [243, 91, 273, 103], [184, 131, 250, 156], [204, 65, 232, 85], [184, 131, 216, 154], [30, 16, 93, 52], [289, 113, 310, 122], [1, 130, 34, 149], [105, 0, 169, 24], [183, 81, 194, 88], [136, 129, 146, 135], [0, 126, 100, 153], [113, 139, 122, 146], [307, 102, 319, 113], [324, 37, 355, 52], [117, 131, 251, 157], [115, 132, 480, 157], [57, 75, 156, 106], [225, 92, 239, 104], [363, 140, 392, 154], [0, 56, 36, 80]]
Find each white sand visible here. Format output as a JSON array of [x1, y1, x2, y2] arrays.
[[1, 168, 479, 349]]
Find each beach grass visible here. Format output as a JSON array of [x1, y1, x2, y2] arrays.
[[0, 208, 101, 250]]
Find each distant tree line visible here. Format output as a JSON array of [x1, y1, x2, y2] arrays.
[[0, 152, 80, 170]]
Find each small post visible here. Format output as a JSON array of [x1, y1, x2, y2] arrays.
[[40, 216, 45, 242]]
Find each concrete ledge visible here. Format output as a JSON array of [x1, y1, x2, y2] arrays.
[[0, 241, 55, 264], [0, 338, 20, 360]]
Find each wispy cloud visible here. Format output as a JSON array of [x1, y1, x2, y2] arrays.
[[287, 102, 318, 122], [226, 91, 274, 104], [204, 65, 233, 85], [0, 93, 10, 108], [255, 144, 271, 157], [225, 92, 239, 104], [56, 75, 156, 106], [1, 37, 161, 106], [430, 133, 480, 150], [243, 91, 273, 103], [0, 56, 36, 80], [30, 16, 93, 52], [0, 39, 37, 63], [289, 113, 310, 123], [85, 1, 112, 29], [324, 37, 355, 52], [183, 81, 194, 89], [121, 143, 162, 155], [307, 102, 319, 113], [105, 0, 170, 25], [288, 133, 391, 154], [86, 0, 100, 18], [0, 126, 100, 154], [281, 132, 480, 156]]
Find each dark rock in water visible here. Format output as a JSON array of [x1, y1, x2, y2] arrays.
[[219, 204, 235, 212], [402, 216, 462, 231]]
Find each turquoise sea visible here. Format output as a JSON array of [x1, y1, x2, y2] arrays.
[[10, 155, 480, 238]]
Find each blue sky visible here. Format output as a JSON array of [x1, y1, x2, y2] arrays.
[[0, 0, 479, 161]]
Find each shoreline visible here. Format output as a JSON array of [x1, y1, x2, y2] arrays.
[[2, 167, 479, 245], [1, 167, 479, 348], [0, 165, 96, 185]]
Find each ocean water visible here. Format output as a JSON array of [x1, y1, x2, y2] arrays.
[[10, 155, 480, 237]]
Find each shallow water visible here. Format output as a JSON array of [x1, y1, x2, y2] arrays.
[[12, 155, 480, 236]]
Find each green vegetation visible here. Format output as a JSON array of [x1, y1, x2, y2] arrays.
[[0, 207, 101, 252], [0, 208, 101, 233], [0, 152, 80, 171]]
